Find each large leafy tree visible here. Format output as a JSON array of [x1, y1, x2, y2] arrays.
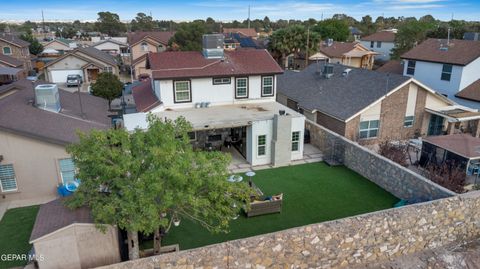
[[66, 116, 251, 259], [90, 72, 123, 109], [169, 22, 207, 51], [269, 24, 320, 68], [313, 19, 350, 41], [131, 13, 156, 31], [391, 20, 436, 59], [19, 30, 43, 55], [95, 12, 126, 36]]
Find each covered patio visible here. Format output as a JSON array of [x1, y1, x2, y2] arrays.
[[425, 105, 480, 137]]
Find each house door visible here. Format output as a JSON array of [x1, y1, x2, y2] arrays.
[[428, 114, 444, 136], [87, 69, 99, 82]]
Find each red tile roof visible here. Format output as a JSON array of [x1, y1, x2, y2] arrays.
[[223, 28, 258, 38], [132, 79, 161, 112], [0, 33, 30, 47], [376, 60, 404, 75], [455, 79, 480, 102], [0, 53, 23, 67], [361, 31, 396, 42], [148, 49, 283, 80], [318, 42, 356, 58], [402, 38, 480, 66], [127, 31, 175, 46], [424, 134, 480, 159]]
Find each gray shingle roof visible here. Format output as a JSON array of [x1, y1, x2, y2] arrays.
[[277, 63, 410, 121], [78, 46, 117, 66]]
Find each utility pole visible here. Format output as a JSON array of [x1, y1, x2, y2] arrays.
[[247, 5, 251, 29], [305, 27, 310, 68], [42, 10, 46, 40]]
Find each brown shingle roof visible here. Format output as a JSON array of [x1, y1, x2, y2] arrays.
[[401, 38, 480, 66], [148, 49, 283, 80], [0, 79, 112, 145], [127, 31, 175, 46], [0, 33, 30, 47], [0, 53, 23, 67], [423, 134, 480, 159], [132, 79, 161, 112], [361, 31, 396, 42], [318, 42, 356, 58], [223, 28, 258, 38], [376, 60, 404, 75], [30, 199, 93, 242], [455, 79, 480, 102]]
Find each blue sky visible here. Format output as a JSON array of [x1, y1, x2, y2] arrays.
[[1, 0, 479, 22]]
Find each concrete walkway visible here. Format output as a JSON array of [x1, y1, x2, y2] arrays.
[[228, 143, 323, 174]]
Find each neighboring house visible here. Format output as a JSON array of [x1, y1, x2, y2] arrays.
[[309, 41, 377, 70], [43, 47, 119, 83], [91, 36, 127, 44], [0, 54, 25, 84], [30, 199, 121, 269], [0, 33, 32, 71], [277, 63, 480, 145], [401, 38, 480, 109], [360, 30, 396, 61], [124, 38, 305, 167], [127, 31, 175, 78], [376, 60, 404, 75], [0, 79, 111, 204], [223, 33, 266, 50], [91, 39, 128, 56], [42, 38, 76, 54], [349, 26, 362, 41], [463, 32, 480, 41], [223, 28, 258, 39]]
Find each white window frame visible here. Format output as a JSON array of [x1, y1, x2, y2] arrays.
[[292, 131, 300, 152], [0, 164, 18, 192], [235, 77, 248, 99], [59, 158, 76, 185], [103, 66, 113, 73], [261, 76, 274, 97], [141, 42, 149, 52], [441, 64, 452, 81], [257, 135, 267, 157], [359, 120, 379, 139], [404, 116, 415, 128], [2, 46, 12, 55], [406, 60, 416, 75], [376, 41, 382, 48], [174, 80, 191, 103], [212, 77, 231, 85]]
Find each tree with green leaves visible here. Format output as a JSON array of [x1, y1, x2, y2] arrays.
[[66, 116, 251, 259], [391, 20, 436, 59], [169, 22, 207, 51], [131, 13, 156, 31], [19, 30, 43, 55], [90, 72, 123, 109], [313, 19, 350, 41], [95, 12, 126, 36]]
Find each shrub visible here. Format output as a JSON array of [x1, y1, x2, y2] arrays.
[[422, 162, 466, 193], [378, 140, 409, 167]]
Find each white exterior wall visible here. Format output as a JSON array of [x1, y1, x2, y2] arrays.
[[403, 59, 463, 97], [291, 116, 305, 161], [93, 42, 122, 54], [459, 57, 480, 91], [154, 75, 277, 109], [360, 41, 394, 61], [248, 119, 274, 166]]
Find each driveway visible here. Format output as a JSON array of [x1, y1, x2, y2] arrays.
[[56, 83, 90, 93]]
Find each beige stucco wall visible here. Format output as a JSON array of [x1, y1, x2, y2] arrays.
[[131, 38, 166, 62], [44, 41, 72, 52], [132, 58, 151, 78], [33, 224, 120, 269], [0, 131, 69, 202]]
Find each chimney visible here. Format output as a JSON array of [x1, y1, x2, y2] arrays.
[[34, 84, 61, 112], [202, 34, 224, 59]]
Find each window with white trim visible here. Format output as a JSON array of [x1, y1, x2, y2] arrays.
[[141, 42, 149, 52], [235, 77, 248, 98], [262, 76, 274, 96], [406, 60, 416, 75], [441, 64, 452, 81], [213, 77, 231, 85], [376, 41, 382, 48], [59, 158, 76, 185], [359, 120, 379, 139], [2, 47, 12, 55], [292, 131, 300, 151], [174, 81, 191, 103], [257, 135, 266, 156], [404, 116, 415, 128], [0, 164, 17, 192], [103, 66, 113, 73]]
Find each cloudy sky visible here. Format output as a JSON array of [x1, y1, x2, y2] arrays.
[[1, 0, 478, 22]]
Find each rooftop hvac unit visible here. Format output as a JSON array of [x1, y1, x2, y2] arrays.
[[323, 64, 334, 78], [35, 84, 61, 112], [202, 34, 224, 59]]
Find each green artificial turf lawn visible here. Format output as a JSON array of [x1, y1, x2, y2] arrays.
[[0, 205, 39, 269], [144, 162, 399, 251]]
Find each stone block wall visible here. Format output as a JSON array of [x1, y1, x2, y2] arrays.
[[306, 119, 455, 201], [97, 191, 480, 269]]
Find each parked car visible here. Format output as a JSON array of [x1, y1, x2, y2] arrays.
[[66, 74, 83, 87]]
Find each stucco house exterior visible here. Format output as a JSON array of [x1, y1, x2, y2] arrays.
[[360, 30, 396, 61], [124, 38, 305, 167], [42, 38, 76, 54], [277, 63, 480, 145], [43, 47, 119, 83], [401, 38, 480, 109], [0, 33, 32, 71], [0, 79, 111, 204], [92, 39, 128, 56], [127, 31, 175, 78], [309, 41, 378, 70]]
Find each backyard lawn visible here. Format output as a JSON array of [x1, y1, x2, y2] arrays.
[[0, 205, 39, 269], [147, 162, 399, 250]]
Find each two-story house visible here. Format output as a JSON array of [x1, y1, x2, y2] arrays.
[[360, 30, 396, 62], [124, 35, 306, 167], [0, 33, 32, 71], [309, 41, 378, 69], [277, 63, 480, 145], [401, 38, 480, 109], [127, 31, 175, 79]]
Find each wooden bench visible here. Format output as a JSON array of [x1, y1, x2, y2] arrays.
[[246, 193, 283, 217]]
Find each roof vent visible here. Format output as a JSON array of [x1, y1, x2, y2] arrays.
[[323, 64, 334, 79], [202, 34, 224, 59], [35, 84, 61, 112], [342, 68, 352, 77]]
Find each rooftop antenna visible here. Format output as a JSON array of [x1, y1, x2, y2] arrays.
[[447, 27, 451, 46], [42, 10, 46, 39], [305, 27, 310, 68], [247, 5, 251, 29]]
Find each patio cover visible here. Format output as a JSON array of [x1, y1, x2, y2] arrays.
[[423, 134, 480, 159], [343, 50, 379, 58], [0, 67, 22, 76], [425, 105, 480, 122], [308, 52, 329, 61]]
